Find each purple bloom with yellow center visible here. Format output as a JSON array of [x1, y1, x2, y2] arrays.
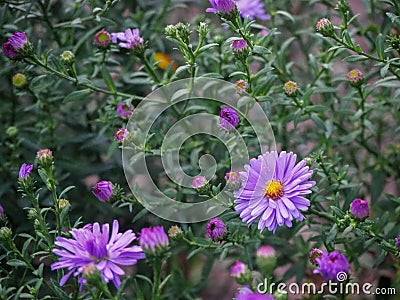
[[2, 32, 28, 59], [236, 286, 275, 300], [313, 250, 349, 281], [114, 128, 128, 142], [236, 0, 270, 21], [206, 218, 227, 241], [232, 39, 247, 51], [139, 226, 169, 253], [92, 181, 114, 202], [347, 69, 363, 87], [19, 163, 33, 179], [94, 29, 111, 48], [219, 106, 239, 131], [116, 102, 134, 119], [206, 0, 236, 14], [234, 151, 315, 233], [111, 29, 144, 50], [349, 198, 369, 219], [283, 81, 297, 96], [235, 80, 247, 93], [51, 220, 145, 288]]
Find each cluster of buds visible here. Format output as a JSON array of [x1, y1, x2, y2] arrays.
[[165, 23, 191, 45]]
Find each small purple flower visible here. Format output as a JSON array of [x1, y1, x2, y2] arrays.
[[350, 198, 369, 219], [283, 81, 297, 96], [309, 248, 323, 265], [139, 226, 169, 253], [111, 28, 144, 50], [261, 29, 269, 36], [225, 170, 241, 189], [114, 128, 128, 142], [347, 69, 363, 87], [206, 0, 236, 14], [236, 0, 270, 21], [92, 181, 114, 202], [19, 163, 33, 179], [2, 32, 28, 59], [234, 151, 315, 233], [0, 204, 4, 219], [231, 261, 247, 278], [218, 106, 239, 131], [36, 148, 52, 163], [313, 251, 349, 281], [236, 286, 275, 300], [235, 80, 247, 93], [51, 220, 145, 288], [256, 245, 275, 258], [232, 39, 247, 51], [191, 175, 207, 189], [397, 236, 400, 251], [94, 29, 111, 48], [116, 102, 134, 119], [206, 218, 227, 241]]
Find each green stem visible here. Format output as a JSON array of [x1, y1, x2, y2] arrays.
[[140, 54, 161, 84], [152, 259, 162, 300]]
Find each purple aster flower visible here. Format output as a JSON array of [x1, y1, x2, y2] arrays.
[[92, 181, 114, 202], [235, 80, 247, 93], [313, 251, 349, 281], [0, 204, 4, 219], [206, 0, 236, 14], [191, 175, 207, 189], [19, 163, 33, 179], [347, 69, 363, 87], [230, 261, 247, 278], [236, 286, 275, 300], [51, 219, 145, 288], [218, 106, 239, 131], [206, 218, 227, 241], [139, 226, 169, 253], [232, 39, 247, 51], [349, 198, 369, 219], [111, 28, 144, 50], [283, 81, 297, 96], [236, 0, 270, 21], [309, 248, 323, 265], [116, 102, 134, 119], [94, 29, 111, 48], [2, 32, 29, 59], [234, 151, 315, 233], [397, 236, 400, 251], [114, 128, 128, 142]]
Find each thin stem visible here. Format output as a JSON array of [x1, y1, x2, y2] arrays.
[[139, 54, 161, 84], [152, 260, 162, 300]]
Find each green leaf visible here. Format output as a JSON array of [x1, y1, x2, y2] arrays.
[[7, 259, 27, 267], [63, 89, 92, 103], [101, 65, 117, 94], [376, 33, 385, 60]]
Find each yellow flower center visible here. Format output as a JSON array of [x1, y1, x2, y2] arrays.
[[98, 33, 108, 42], [264, 180, 284, 201]]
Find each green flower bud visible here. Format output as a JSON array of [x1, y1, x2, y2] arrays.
[[12, 73, 27, 88], [316, 18, 335, 37], [0, 227, 12, 241], [256, 245, 277, 275], [60, 50, 75, 66], [6, 126, 18, 138]]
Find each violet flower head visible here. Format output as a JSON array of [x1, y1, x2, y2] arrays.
[[235, 80, 247, 93], [0, 204, 4, 219], [206, 218, 227, 241], [234, 151, 315, 233], [236, 286, 275, 300], [114, 128, 128, 142], [51, 220, 145, 288], [313, 251, 349, 281], [19, 163, 33, 179], [236, 0, 270, 21], [92, 181, 114, 202], [349, 198, 369, 219], [397, 236, 400, 251], [230, 261, 247, 278], [218, 106, 239, 131], [2, 32, 28, 59], [112, 29, 144, 50], [191, 175, 207, 189], [206, 0, 236, 14], [232, 39, 247, 51], [139, 226, 169, 253], [309, 248, 323, 265], [94, 29, 111, 48], [116, 102, 134, 119]]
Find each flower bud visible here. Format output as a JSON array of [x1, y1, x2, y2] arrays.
[[12, 73, 27, 88], [60, 50, 75, 66], [315, 18, 334, 37], [283, 81, 298, 97], [206, 218, 227, 242], [114, 128, 128, 142], [198, 22, 209, 37], [230, 261, 251, 285], [309, 248, 323, 265], [256, 245, 277, 275], [140, 226, 169, 256], [36, 148, 53, 168], [0, 205, 4, 220], [397, 236, 400, 251], [92, 181, 114, 202], [191, 175, 209, 194], [2, 32, 33, 60], [0, 227, 12, 241], [6, 126, 18, 138], [349, 198, 369, 219], [94, 29, 111, 48], [225, 170, 242, 190], [235, 80, 247, 93], [58, 199, 70, 209], [347, 69, 363, 87], [168, 225, 183, 238], [27, 208, 38, 220]]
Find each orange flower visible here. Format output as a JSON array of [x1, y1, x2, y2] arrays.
[[154, 52, 177, 71]]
